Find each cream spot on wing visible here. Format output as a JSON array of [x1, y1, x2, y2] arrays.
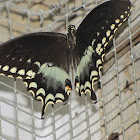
[[23, 82, 28, 88], [75, 82, 80, 91], [109, 35, 113, 40], [27, 58, 31, 63], [111, 24, 115, 30], [114, 28, 118, 33], [26, 70, 33, 76], [18, 69, 25, 75], [115, 19, 120, 24], [34, 61, 41, 67], [10, 67, 17, 73], [102, 54, 105, 61], [17, 76, 22, 79], [44, 102, 53, 113], [56, 100, 63, 103], [0, 73, 5, 76], [2, 65, 9, 71], [84, 81, 91, 89], [92, 77, 98, 83], [37, 96, 44, 105], [96, 43, 102, 52], [12, 58, 15, 60], [80, 85, 84, 90], [55, 93, 64, 100], [125, 11, 128, 14], [99, 48, 103, 55], [7, 75, 13, 78], [67, 90, 71, 95], [106, 30, 111, 37], [123, 18, 127, 22], [36, 88, 46, 96], [26, 76, 31, 79], [96, 59, 102, 68], [29, 90, 35, 97], [76, 88, 79, 92], [46, 101, 54, 107], [118, 22, 122, 27], [90, 70, 98, 81], [92, 39, 96, 46], [120, 15, 124, 19], [85, 89, 91, 96], [102, 37, 106, 44], [92, 77, 98, 90], [104, 42, 108, 48], [45, 93, 55, 104], [29, 82, 37, 89], [98, 66, 103, 75], [65, 86, 68, 92], [31, 72, 36, 78], [48, 63, 53, 67], [19, 58, 22, 61], [102, 27, 104, 29], [96, 43, 103, 55], [97, 32, 100, 36], [0, 65, 1, 69]]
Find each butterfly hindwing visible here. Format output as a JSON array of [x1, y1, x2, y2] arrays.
[[24, 67, 72, 118], [75, 0, 131, 100], [0, 32, 72, 118]]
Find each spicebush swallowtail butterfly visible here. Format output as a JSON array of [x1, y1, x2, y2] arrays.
[[0, 0, 131, 119]]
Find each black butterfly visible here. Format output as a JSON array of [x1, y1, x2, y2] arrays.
[[0, 0, 131, 119]]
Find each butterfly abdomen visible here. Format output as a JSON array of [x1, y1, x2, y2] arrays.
[[67, 25, 76, 49]]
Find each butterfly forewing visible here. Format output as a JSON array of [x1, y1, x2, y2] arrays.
[[0, 32, 72, 118], [75, 0, 131, 100]]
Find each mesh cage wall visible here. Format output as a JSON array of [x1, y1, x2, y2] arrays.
[[0, 0, 139, 140]]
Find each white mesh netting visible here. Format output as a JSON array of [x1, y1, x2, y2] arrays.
[[0, 0, 139, 140]]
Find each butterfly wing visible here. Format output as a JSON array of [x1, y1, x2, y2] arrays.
[[0, 32, 72, 118], [75, 0, 131, 100]]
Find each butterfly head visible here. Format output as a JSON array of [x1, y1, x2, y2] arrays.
[[68, 25, 76, 35], [67, 25, 76, 49]]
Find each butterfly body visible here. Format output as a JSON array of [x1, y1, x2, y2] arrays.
[[0, 0, 131, 118]]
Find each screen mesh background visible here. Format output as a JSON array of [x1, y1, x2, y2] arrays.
[[0, 0, 139, 140]]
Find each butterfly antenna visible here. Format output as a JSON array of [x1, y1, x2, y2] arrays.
[[67, 0, 76, 27]]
